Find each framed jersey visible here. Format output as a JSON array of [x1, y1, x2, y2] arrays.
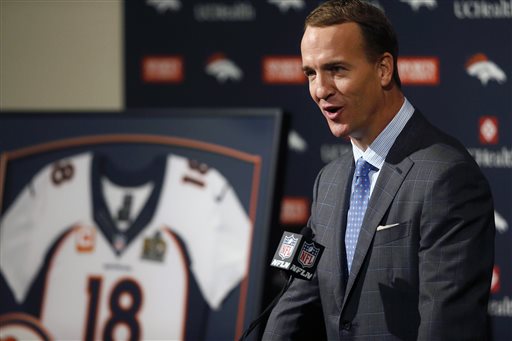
[[0, 109, 284, 341]]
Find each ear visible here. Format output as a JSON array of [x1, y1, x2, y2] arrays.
[[378, 52, 394, 87]]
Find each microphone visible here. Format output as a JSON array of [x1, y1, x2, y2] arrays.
[[238, 226, 324, 341], [269, 227, 324, 281]]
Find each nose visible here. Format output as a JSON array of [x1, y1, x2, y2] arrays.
[[313, 74, 334, 101]]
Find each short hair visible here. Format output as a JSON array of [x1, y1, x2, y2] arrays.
[[305, 0, 401, 88]]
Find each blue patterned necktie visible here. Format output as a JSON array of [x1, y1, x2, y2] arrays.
[[345, 158, 374, 272]]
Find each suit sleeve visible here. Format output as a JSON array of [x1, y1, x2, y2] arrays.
[[418, 159, 495, 340], [262, 170, 325, 340]]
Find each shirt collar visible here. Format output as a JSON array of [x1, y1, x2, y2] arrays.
[[351, 97, 415, 169]]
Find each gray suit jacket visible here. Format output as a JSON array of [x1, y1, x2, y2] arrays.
[[263, 111, 495, 340]]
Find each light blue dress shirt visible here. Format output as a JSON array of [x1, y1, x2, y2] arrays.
[[351, 97, 415, 196]]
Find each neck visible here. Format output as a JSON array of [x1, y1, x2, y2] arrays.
[[351, 89, 405, 151]]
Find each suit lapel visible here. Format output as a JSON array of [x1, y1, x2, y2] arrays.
[[331, 153, 355, 312], [341, 158, 413, 310]]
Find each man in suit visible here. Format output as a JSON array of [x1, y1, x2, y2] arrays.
[[263, 0, 495, 340]]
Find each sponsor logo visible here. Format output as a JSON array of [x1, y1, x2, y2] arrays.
[[454, 0, 512, 19], [467, 147, 512, 168], [479, 116, 499, 144], [400, 0, 438, 11], [279, 234, 299, 259], [298, 242, 320, 268], [142, 56, 184, 83], [495, 210, 509, 233], [146, 0, 182, 13], [205, 53, 243, 83], [262, 56, 306, 84], [465, 53, 507, 85], [288, 130, 308, 153], [280, 197, 310, 225], [194, 1, 255, 22], [488, 296, 512, 317], [491, 266, 500, 293], [398, 57, 440, 85], [104, 263, 132, 272], [268, 0, 305, 12], [75, 225, 95, 253]]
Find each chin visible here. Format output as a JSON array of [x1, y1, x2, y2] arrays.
[[328, 124, 349, 139]]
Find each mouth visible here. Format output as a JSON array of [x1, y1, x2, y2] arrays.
[[321, 105, 343, 120]]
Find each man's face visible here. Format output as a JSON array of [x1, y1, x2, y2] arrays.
[[301, 23, 385, 143]]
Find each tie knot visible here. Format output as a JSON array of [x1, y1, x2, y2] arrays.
[[354, 159, 374, 177]]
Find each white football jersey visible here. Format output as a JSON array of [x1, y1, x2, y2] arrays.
[[0, 152, 251, 340]]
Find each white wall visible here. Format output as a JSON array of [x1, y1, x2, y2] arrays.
[[0, 0, 123, 110]]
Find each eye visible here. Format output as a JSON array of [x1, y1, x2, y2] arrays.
[[330, 65, 347, 74], [303, 69, 316, 80]]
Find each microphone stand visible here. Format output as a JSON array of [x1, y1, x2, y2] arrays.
[[238, 275, 294, 341]]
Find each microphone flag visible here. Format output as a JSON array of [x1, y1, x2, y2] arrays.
[[270, 230, 324, 281]]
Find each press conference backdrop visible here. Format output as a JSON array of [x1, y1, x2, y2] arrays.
[[125, 0, 511, 339]]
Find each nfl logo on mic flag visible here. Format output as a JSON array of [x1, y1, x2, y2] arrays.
[[279, 234, 298, 259], [271, 231, 324, 281], [298, 242, 320, 268]]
